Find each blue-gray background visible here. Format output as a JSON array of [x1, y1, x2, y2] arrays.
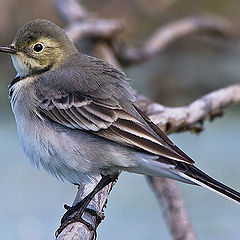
[[0, 0, 240, 239]]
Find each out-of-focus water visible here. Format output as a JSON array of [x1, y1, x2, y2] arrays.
[[0, 102, 239, 239]]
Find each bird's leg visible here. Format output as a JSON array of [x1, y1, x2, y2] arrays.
[[57, 174, 118, 236]]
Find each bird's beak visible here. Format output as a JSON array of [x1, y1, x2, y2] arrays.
[[0, 45, 18, 54]]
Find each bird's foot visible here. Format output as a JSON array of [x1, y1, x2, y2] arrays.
[[56, 201, 103, 238], [56, 209, 96, 238], [62, 204, 103, 224], [61, 198, 91, 224]]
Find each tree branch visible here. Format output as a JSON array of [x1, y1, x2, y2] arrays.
[[136, 84, 240, 134], [55, 0, 124, 43], [54, 1, 239, 240], [56, 0, 233, 66], [112, 16, 233, 65], [65, 19, 124, 43], [147, 177, 197, 240], [55, 0, 88, 22]]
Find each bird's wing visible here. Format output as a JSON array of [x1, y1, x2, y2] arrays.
[[37, 92, 194, 164]]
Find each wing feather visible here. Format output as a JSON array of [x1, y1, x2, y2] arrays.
[[37, 93, 193, 164], [105, 126, 187, 161], [68, 107, 94, 130], [51, 108, 73, 128], [82, 103, 118, 122], [133, 105, 195, 164], [112, 119, 163, 145]]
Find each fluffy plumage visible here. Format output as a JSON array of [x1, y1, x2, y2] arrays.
[[3, 19, 240, 205]]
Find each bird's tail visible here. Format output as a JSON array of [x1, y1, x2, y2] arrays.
[[133, 104, 240, 204], [177, 164, 240, 205]]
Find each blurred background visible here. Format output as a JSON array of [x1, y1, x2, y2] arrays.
[[0, 0, 240, 239]]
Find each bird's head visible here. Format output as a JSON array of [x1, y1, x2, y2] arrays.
[[0, 19, 77, 76]]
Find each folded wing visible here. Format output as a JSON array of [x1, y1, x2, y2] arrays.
[[37, 92, 194, 164]]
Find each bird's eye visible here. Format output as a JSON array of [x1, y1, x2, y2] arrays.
[[33, 43, 44, 53]]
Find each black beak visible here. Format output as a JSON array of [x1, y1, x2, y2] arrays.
[[0, 45, 18, 54]]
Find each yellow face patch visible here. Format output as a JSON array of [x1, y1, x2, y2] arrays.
[[10, 37, 63, 76], [29, 37, 60, 52]]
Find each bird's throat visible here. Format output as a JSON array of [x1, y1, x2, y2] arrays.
[[11, 54, 29, 77]]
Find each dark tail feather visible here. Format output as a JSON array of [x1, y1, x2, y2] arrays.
[[178, 164, 240, 204], [133, 105, 240, 204]]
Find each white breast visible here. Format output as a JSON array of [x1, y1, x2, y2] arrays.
[[10, 81, 97, 184]]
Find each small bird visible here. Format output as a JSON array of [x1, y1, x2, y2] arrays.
[[1, 19, 240, 223]]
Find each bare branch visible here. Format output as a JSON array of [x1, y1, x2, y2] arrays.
[[56, 0, 233, 66], [65, 19, 124, 43], [56, 0, 123, 43], [112, 16, 233, 64], [55, 0, 88, 22], [148, 177, 197, 240], [136, 84, 240, 134]]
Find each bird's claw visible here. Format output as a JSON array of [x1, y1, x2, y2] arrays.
[[56, 204, 102, 238], [56, 211, 96, 238]]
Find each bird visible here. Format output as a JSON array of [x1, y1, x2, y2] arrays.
[[0, 19, 240, 226]]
